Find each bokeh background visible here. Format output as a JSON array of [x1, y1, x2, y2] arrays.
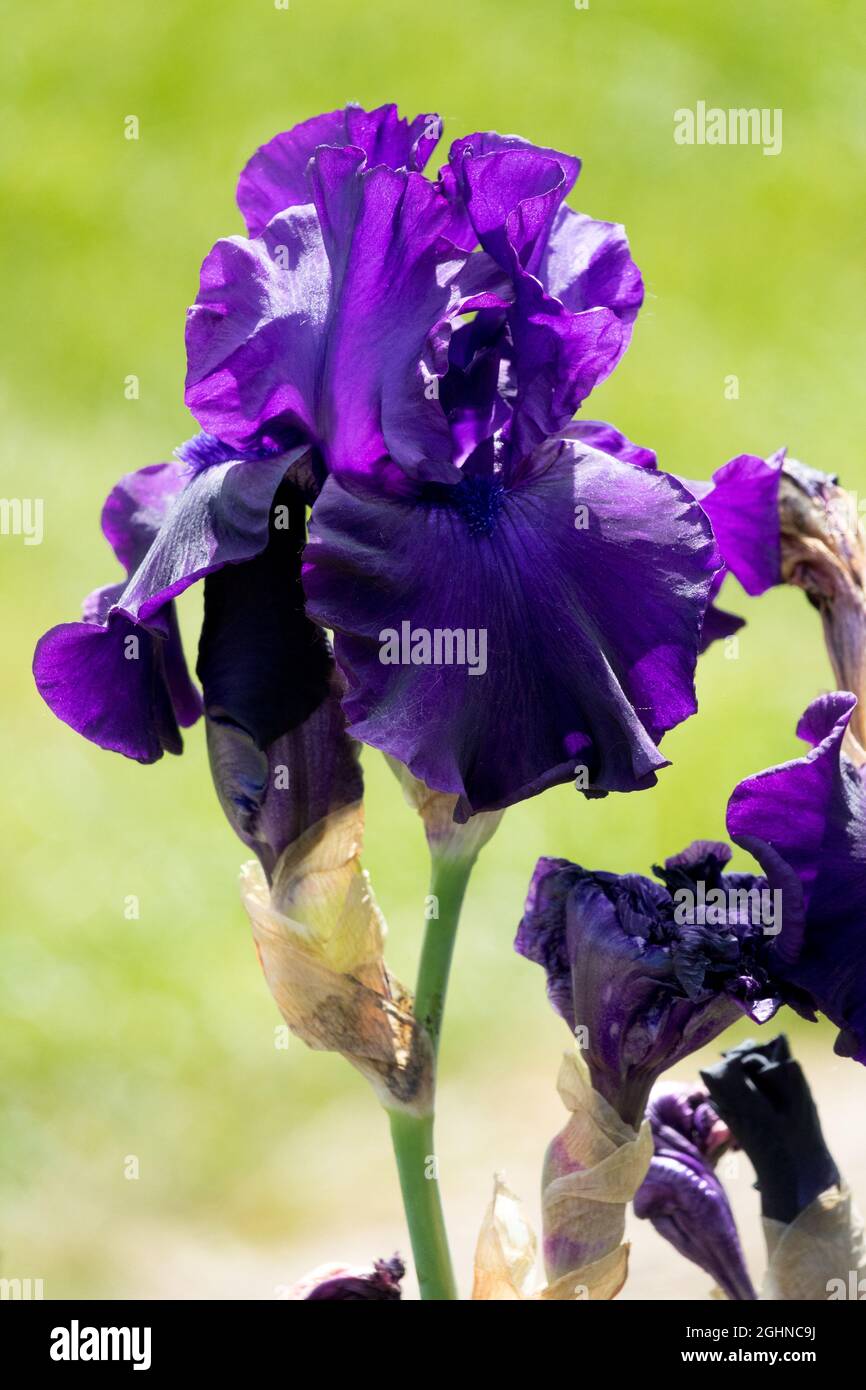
[[3, 0, 866, 1299]]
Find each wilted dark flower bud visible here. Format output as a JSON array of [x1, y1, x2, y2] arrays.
[[516, 846, 780, 1127], [700, 1035, 840, 1225], [289, 1255, 404, 1300], [700, 1035, 865, 1300]]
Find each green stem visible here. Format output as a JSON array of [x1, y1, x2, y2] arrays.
[[387, 1110, 457, 1301], [387, 854, 474, 1301], [415, 856, 473, 1058]]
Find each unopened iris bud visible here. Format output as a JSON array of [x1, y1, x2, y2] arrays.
[[634, 1082, 756, 1300], [287, 1255, 404, 1300]]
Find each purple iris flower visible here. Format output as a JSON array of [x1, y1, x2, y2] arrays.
[[701, 1036, 841, 1226], [35, 102, 722, 832], [514, 844, 781, 1126], [634, 1082, 757, 1301], [683, 450, 783, 649], [726, 690, 866, 1063], [290, 1254, 404, 1301]]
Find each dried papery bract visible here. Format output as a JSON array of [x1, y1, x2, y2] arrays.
[[779, 461, 866, 762], [471, 1176, 538, 1301], [241, 801, 432, 1115], [762, 1188, 866, 1300], [540, 1049, 653, 1299], [471, 1053, 653, 1301]]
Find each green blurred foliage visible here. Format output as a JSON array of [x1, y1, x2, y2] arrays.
[[2, 0, 865, 1296]]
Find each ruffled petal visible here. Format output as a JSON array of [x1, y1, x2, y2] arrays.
[[303, 438, 720, 818], [33, 609, 192, 761], [726, 692, 866, 1060], [689, 452, 783, 596], [188, 149, 480, 481], [560, 418, 657, 470], [34, 454, 295, 762], [237, 102, 440, 236], [441, 140, 642, 464], [100, 459, 189, 572], [538, 205, 643, 341]]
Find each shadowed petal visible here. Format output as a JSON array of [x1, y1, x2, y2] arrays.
[[303, 439, 720, 819], [727, 693, 866, 1059], [34, 454, 295, 762]]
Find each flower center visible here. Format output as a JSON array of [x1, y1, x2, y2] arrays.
[[450, 475, 506, 538]]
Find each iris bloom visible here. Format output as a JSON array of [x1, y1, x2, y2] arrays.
[[634, 1082, 756, 1300], [515, 843, 781, 1126], [34, 102, 721, 832], [517, 689, 866, 1130]]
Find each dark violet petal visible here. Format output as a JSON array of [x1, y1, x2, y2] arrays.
[[506, 285, 623, 464], [727, 693, 866, 1060], [33, 454, 294, 763], [196, 482, 331, 749], [303, 1255, 404, 1301], [196, 481, 361, 877], [33, 608, 190, 762], [303, 439, 720, 819], [538, 205, 644, 339], [561, 418, 657, 470], [634, 1149, 756, 1300], [189, 150, 476, 481], [237, 103, 440, 236], [185, 208, 330, 456], [513, 857, 580, 1031], [443, 141, 640, 464], [697, 453, 783, 596], [516, 850, 781, 1124], [439, 131, 580, 256], [115, 454, 294, 626], [701, 1036, 841, 1224], [452, 144, 575, 273], [700, 600, 746, 653], [100, 460, 189, 574]]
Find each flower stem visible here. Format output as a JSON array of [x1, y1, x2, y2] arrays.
[[387, 1110, 457, 1301], [415, 856, 473, 1058], [387, 854, 474, 1301]]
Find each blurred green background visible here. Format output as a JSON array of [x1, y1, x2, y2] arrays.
[[2, 0, 866, 1299]]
